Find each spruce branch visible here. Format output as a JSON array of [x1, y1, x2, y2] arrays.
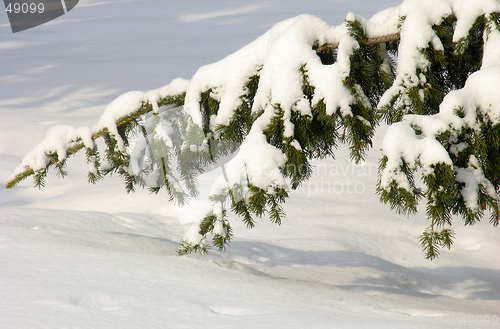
[[7, 5, 500, 260], [6, 94, 185, 189]]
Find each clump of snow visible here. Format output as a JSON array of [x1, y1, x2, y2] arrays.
[[380, 121, 452, 190], [399, 0, 451, 50], [183, 11, 403, 130], [360, 7, 401, 37], [482, 27, 500, 68], [437, 66, 500, 126], [380, 66, 500, 206], [144, 78, 190, 113], [183, 16, 300, 127], [213, 219, 226, 236], [251, 15, 338, 117], [306, 57, 354, 117], [93, 91, 145, 151], [378, 0, 452, 110], [455, 156, 497, 211], [290, 139, 302, 150], [128, 134, 148, 176], [452, 0, 500, 42], [336, 34, 359, 78], [8, 125, 93, 181], [183, 221, 205, 245], [93, 79, 189, 151], [379, 0, 500, 111], [8, 78, 190, 185], [239, 108, 287, 190]]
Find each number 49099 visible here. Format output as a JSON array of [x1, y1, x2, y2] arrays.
[[6, 2, 45, 14], [459, 315, 499, 326]]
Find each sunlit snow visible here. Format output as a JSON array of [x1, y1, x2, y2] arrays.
[[0, 0, 498, 328]]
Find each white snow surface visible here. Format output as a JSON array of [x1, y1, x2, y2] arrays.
[[1, 1, 499, 328]]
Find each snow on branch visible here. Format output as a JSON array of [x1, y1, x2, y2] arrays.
[[377, 0, 500, 259], [315, 32, 400, 52], [7, 0, 500, 259], [6, 11, 400, 190], [6, 79, 188, 189]]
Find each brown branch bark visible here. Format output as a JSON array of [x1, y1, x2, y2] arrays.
[[315, 32, 400, 52]]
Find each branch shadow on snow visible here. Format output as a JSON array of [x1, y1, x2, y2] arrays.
[[213, 241, 500, 301], [2, 207, 497, 301]]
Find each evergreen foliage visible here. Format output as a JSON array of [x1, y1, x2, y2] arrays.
[[7, 1, 500, 260]]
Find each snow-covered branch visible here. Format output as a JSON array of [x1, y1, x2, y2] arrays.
[[7, 0, 500, 259]]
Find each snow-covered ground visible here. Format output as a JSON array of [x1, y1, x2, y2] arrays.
[[0, 1, 498, 328]]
